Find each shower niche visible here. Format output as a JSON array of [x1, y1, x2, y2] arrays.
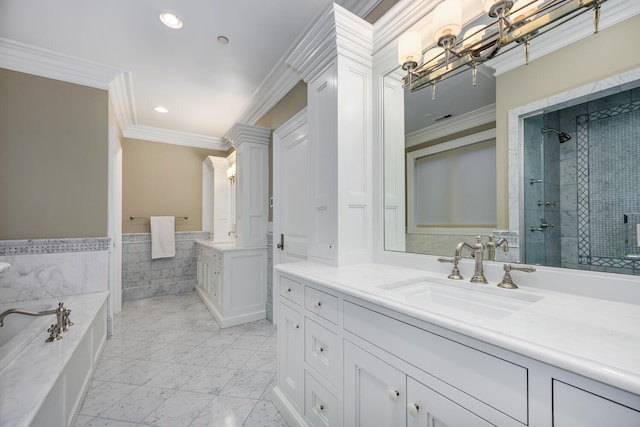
[[521, 87, 640, 275]]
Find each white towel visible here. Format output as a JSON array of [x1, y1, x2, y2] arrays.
[[150, 216, 176, 259]]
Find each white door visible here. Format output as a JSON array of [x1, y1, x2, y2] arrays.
[[273, 108, 309, 265]]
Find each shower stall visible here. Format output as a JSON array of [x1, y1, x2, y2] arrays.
[[522, 88, 640, 275]]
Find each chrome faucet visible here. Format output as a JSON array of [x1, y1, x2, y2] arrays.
[[455, 236, 488, 284], [0, 301, 72, 342]]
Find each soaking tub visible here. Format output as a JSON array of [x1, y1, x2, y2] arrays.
[[0, 301, 56, 373], [0, 291, 108, 427]]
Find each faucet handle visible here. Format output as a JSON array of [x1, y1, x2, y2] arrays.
[[498, 264, 536, 289], [437, 257, 464, 280]]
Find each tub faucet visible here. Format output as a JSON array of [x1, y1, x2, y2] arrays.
[[455, 236, 488, 284], [0, 302, 72, 342]]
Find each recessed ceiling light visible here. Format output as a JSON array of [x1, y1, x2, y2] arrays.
[[160, 11, 183, 29], [217, 36, 229, 45], [154, 106, 169, 113]]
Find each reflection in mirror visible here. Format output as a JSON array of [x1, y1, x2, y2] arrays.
[[383, 65, 497, 257], [521, 87, 640, 275]]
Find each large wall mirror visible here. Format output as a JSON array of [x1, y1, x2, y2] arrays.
[[381, 1, 640, 276]]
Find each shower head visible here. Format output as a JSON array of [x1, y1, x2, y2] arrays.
[[542, 127, 572, 143]]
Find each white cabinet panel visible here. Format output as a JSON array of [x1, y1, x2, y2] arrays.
[[553, 380, 640, 427], [344, 340, 406, 427], [407, 377, 493, 427], [280, 275, 304, 306], [278, 301, 304, 412], [305, 286, 339, 324]]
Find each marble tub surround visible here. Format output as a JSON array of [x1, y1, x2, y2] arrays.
[[276, 262, 640, 397], [122, 232, 210, 301], [0, 291, 109, 427], [0, 238, 110, 304], [74, 292, 286, 427]]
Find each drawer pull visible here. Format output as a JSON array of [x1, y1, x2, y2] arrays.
[[314, 301, 322, 308], [408, 404, 420, 417], [286, 287, 292, 293], [314, 346, 325, 355], [388, 390, 400, 401], [314, 404, 325, 413], [293, 324, 300, 329]]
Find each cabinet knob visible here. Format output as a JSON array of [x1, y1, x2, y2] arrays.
[[388, 390, 400, 401], [314, 346, 324, 355], [293, 324, 300, 329], [407, 404, 420, 417], [314, 301, 322, 308], [286, 287, 292, 293], [314, 404, 324, 413]]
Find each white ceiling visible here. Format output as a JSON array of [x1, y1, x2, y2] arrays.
[[0, 0, 381, 146]]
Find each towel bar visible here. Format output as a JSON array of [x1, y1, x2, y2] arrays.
[[129, 216, 188, 220]]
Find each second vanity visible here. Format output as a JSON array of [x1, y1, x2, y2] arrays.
[[273, 262, 640, 427], [195, 241, 267, 327]]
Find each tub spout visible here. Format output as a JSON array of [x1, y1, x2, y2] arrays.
[[0, 302, 71, 342]]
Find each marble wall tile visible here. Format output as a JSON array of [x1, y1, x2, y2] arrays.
[[0, 248, 108, 303], [121, 232, 209, 301]]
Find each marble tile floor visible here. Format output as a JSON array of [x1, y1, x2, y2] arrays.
[[74, 292, 288, 427]]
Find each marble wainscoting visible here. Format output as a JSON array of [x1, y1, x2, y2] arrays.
[[122, 232, 211, 301], [0, 238, 110, 304]]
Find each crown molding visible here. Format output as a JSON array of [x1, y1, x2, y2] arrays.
[[109, 72, 136, 131], [487, 0, 640, 76], [226, 123, 271, 148], [124, 125, 227, 151], [236, 1, 380, 128], [0, 37, 123, 90], [287, 4, 372, 82], [405, 103, 496, 148]]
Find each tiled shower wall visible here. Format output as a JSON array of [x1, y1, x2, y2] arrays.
[[122, 232, 210, 301], [525, 87, 640, 274]]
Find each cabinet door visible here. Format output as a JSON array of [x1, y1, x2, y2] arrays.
[[210, 261, 222, 308], [553, 380, 640, 427], [407, 377, 493, 427], [278, 301, 304, 412], [344, 341, 406, 427]]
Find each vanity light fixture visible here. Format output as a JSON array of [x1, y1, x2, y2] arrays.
[[226, 164, 237, 182], [154, 106, 169, 113], [160, 11, 183, 29], [398, 0, 606, 95]]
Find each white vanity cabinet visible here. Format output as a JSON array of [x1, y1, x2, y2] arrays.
[[273, 268, 640, 427], [195, 241, 267, 328]]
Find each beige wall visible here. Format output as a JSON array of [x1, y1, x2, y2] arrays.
[[122, 138, 226, 233], [496, 14, 640, 229], [0, 69, 109, 239]]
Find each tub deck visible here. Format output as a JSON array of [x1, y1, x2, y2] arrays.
[[0, 291, 109, 427]]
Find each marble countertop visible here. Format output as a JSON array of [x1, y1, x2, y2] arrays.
[[275, 262, 640, 396], [0, 291, 109, 426], [196, 240, 266, 251]]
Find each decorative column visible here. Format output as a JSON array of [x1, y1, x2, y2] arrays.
[[286, 4, 373, 266], [226, 123, 271, 248]]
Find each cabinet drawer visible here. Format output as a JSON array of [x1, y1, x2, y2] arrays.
[[280, 275, 304, 306], [344, 301, 528, 424], [305, 286, 338, 324], [305, 371, 340, 427], [305, 318, 340, 388], [407, 377, 493, 427], [553, 380, 640, 427]]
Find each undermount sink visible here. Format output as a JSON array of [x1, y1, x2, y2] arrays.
[[379, 280, 543, 320]]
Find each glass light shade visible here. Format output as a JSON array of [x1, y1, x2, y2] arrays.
[[511, 0, 543, 22], [159, 11, 183, 29], [422, 47, 445, 67], [462, 25, 487, 50], [397, 32, 422, 66], [226, 164, 236, 179], [432, 0, 462, 43]]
